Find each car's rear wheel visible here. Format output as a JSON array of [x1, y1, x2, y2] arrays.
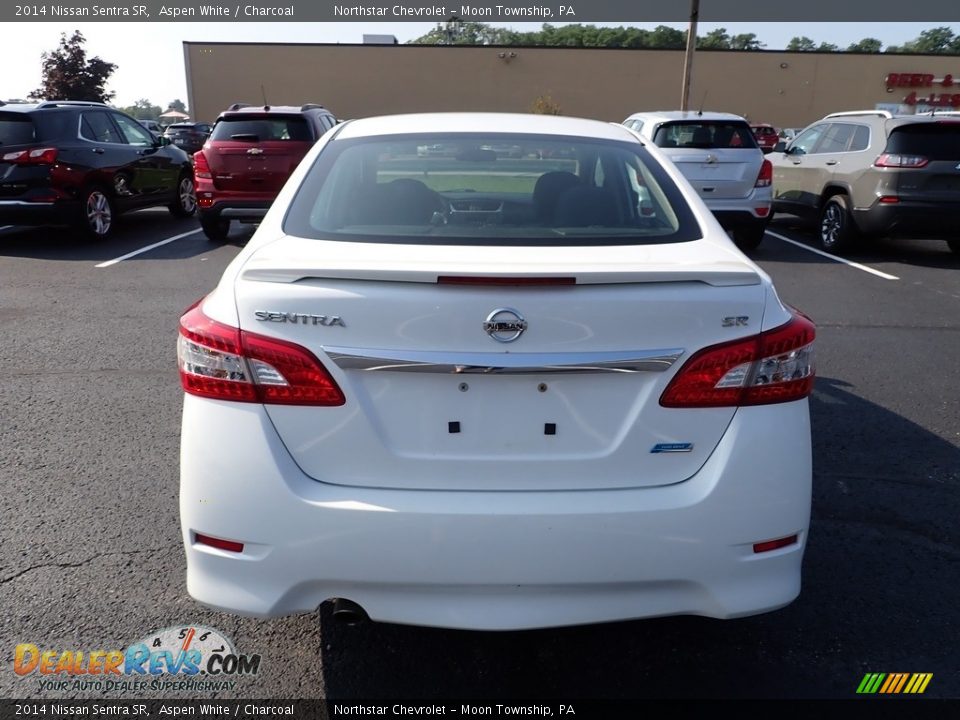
[[819, 195, 859, 253], [200, 213, 231, 242], [77, 187, 116, 240], [731, 221, 768, 252], [169, 173, 197, 217]]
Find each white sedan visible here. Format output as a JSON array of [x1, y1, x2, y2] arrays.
[[178, 113, 815, 630]]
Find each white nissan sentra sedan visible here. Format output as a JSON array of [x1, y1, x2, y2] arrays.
[[178, 113, 815, 631]]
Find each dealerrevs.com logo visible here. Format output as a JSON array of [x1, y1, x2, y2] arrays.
[[14, 626, 261, 693]]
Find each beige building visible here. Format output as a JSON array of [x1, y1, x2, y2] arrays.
[[183, 42, 960, 127]]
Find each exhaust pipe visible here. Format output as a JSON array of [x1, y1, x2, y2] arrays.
[[331, 598, 369, 626]]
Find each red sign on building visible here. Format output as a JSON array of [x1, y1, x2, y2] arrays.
[[885, 73, 960, 107]]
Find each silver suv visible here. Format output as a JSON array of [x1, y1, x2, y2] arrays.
[[623, 111, 772, 250], [769, 110, 960, 254]]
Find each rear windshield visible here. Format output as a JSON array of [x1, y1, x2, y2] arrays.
[[210, 115, 312, 142], [283, 133, 702, 246], [0, 113, 35, 145], [654, 121, 758, 150], [0, 111, 79, 145], [885, 122, 960, 160]]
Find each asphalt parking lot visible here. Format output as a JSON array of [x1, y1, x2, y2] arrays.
[[1, 210, 958, 700]]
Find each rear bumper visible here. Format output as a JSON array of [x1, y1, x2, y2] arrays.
[[195, 178, 273, 221], [0, 199, 79, 226], [713, 210, 771, 230], [704, 191, 772, 229], [198, 202, 270, 221], [853, 201, 960, 238], [180, 397, 812, 630]]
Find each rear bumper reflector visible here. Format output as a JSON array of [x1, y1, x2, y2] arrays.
[[753, 534, 798, 554]]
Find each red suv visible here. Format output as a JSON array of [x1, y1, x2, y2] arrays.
[[750, 124, 779, 153], [194, 103, 338, 241]]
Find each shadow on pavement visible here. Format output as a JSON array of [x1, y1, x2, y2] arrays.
[[765, 217, 960, 270], [0, 211, 251, 262], [316, 376, 959, 700]]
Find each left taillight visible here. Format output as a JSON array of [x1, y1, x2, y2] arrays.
[[177, 301, 345, 406], [2, 148, 59, 165], [193, 150, 212, 179], [660, 310, 815, 408], [755, 159, 773, 187]]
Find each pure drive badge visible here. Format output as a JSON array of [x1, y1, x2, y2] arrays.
[[651, 443, 694, 453], [255, 311, 345, 327]]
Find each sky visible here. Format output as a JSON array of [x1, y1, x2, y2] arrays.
[[3, 22, 960, 111]]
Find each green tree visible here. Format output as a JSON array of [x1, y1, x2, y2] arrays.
[[817, 42, 840, 52], [119, 98, 162, 120], [648, 25, 686, 49], [902, 26, 956, 53], [698, 28, 731, 50], [847, 38, 883, 53], [408, 20, 512, 45], [731, 33, 764, 50], [29, 30, 116, 103], [786, 36, 816, 52], [167, 98, 187, 113]]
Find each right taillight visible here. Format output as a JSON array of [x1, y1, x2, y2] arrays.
[[755, 159, 773, 187], [177, 301, 345, 406], [874, 153, 928, 169], [193, 151, 212, 179], [660, 311, 815, 408]]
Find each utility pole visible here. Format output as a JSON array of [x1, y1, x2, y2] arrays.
[[680, 0, 699, 111]]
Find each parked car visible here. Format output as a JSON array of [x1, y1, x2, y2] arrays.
[[139, 119, 163, 138], [178, 112, 816, 631], [750, 123, 780, 153], [163, 122, 213, 155], [0, 100, 196, 238], [769, 110, 960, 254], [193, 103, 338, 241], [623, 111, 772, 250]]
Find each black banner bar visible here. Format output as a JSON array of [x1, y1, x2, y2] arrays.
[[5, 0, 960, 23], [0, 699, 958, 720]]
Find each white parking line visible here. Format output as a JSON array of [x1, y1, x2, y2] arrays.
[[765, 230, 900, 281], [95, 229, 203, 268], [0, 225, 14, 232]]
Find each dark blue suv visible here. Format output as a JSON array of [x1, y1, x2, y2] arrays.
[[0, 100, 196, 239]]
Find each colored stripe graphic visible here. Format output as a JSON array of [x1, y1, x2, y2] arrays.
[[858, 673, 932, 694], [879, 674, 896, 693], [913, 674, 933, 694]]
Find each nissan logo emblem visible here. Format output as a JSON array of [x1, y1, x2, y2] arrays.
[[483, 308, 527, 343]]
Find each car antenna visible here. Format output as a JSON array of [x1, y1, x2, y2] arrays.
[[697, 90, 708, 117], [261, 84, 268, 108]]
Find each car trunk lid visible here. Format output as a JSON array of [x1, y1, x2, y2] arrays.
[[654, 120, 762, 200], [886, 122, 960, 202], [232, 235, 768, 492], [205, 114, 314, 192]]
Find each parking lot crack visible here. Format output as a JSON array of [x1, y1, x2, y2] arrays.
[[0, 545, 180, 585]]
